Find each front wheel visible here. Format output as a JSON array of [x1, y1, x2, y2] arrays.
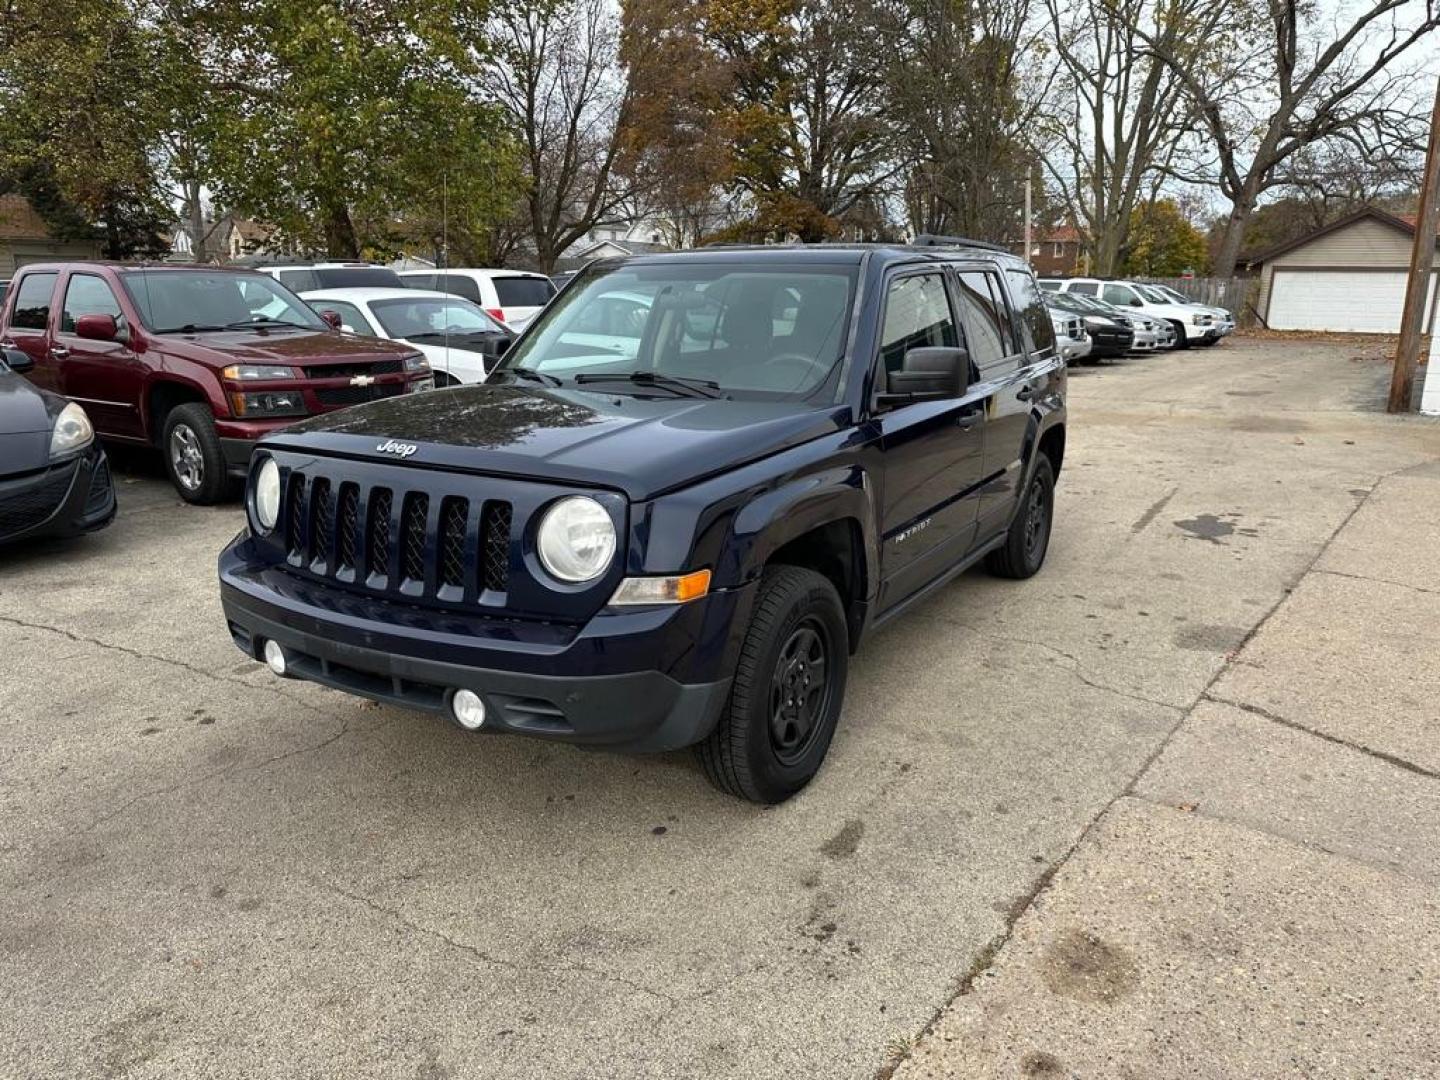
[[1168, 320, 1190, 349], [697, 566, 849, 803], [986, 455, 1055, 580], [162, 402, 234, 504]]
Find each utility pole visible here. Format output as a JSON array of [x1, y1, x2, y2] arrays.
[[1389, 75, 1440, 414], [1024, 166, 1033, 267]]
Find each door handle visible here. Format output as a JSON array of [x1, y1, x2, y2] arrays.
[[957, 408, 981, 430], [1016, 384, 1037, 401], [49, 345, 70, 359]]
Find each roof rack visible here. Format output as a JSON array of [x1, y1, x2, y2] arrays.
[[911, 233, 1007, 253]]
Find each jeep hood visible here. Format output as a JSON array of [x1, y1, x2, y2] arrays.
[[266, 383, 850, 500]]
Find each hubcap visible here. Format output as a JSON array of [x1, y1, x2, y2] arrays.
[[769, 618, 831, 765], [170, 424, 204, 491], [1023, 475, 1049, 562]]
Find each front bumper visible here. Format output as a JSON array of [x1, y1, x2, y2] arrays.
[[0, 444, 116, 545], [218, 535, 748, 752]]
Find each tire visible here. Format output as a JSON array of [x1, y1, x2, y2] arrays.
[[986, 455, 1055, 580], [697, 566, 849, 803], [1168, 320, 1190, 349], [162, 402, 234, 504]]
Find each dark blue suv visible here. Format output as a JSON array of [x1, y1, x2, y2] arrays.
[[218, 240, 1066, 802]]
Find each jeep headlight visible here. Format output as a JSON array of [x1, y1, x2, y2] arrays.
[[537, 496, 615, 583], [49, 402, 94, 459], [253, 456, 281, 533]]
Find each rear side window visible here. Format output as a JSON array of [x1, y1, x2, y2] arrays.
[[276, 269, 317, 293], [401, 273, 435, 290], [878, 272, 957, 381], [61, 274, 124, 332], [1068, 282, 1099, 296], [494, 276, 555, 307], [955, 272, 1008, 368], [313, 267, 402, 289], [1005, 268, 1057, 355], [10, 272, 57, 331], [1038, 280, 1060, 291], [438, 274, 483, 303]]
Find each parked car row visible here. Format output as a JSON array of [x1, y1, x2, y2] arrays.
[[1039, 276, 1233, 357]]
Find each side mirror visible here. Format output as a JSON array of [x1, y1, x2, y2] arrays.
[[880, 346, 969, 404], [2, 347, 35, 373], [319, 310, 343, 330], [75, 313, 119, 341], [494, 337, 511, 357], [1129, 298, 1143, 307]]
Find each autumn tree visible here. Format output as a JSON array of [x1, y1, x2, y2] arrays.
[[1121, 198, 1209, 276], [1141, 0, 1440, 278]]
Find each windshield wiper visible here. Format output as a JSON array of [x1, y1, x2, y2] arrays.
[[224, 317, 309, 330], [153, 323, 228, 333], [572, 371, 722, 398], [503, 366, 563, 387]]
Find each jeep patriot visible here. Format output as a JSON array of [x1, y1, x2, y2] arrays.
[[217, 241, 1067, 802]]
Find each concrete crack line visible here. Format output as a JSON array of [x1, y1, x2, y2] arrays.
[[1202, 693, 1440, 782], [1310, 567, 1440, 598], [0, 612, 330, 718], [317, 879, 682, 1007], [877, 459, 1410, 1079]]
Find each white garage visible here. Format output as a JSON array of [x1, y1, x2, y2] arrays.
[[1252, 207, 1440, 334]]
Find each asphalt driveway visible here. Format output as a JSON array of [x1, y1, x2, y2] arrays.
[[2, 337, 1436, 1078]]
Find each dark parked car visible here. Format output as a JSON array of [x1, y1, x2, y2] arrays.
[[1, 347, 115, 544], [1046, 290, 1134, 360], [0, 263, 432, 504], [218, 240, 1067, 802]]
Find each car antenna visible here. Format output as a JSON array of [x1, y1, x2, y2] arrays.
[[441, 171, 450, 383]]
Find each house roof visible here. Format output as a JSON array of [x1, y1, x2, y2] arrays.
[[572, 238, 671, 259], [0, 194, 56, 241], [1243, 205, 1430, 267]]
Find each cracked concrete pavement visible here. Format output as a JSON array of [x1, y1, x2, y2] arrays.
[[2, 337, 1437, 1078]]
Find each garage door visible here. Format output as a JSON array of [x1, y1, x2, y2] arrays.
[[1268, 269, 1437, 333]]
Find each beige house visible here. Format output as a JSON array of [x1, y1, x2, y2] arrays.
[[0, 194, 103, 276], [1246, 207, 1439, 334]]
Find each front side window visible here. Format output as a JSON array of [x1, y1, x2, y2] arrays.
[[436, 274, 483, 303], [955, 272, 1007, 368], [1103, 283, 1138, 306], [311, 299, 375, 336], [1005, 267, 1057, 355], [122, 271, 327, 333], [10, 272, 57, 331], [500, 263, 858, 401], [879, 273, 958, 382], [61, 274, 124, 333]]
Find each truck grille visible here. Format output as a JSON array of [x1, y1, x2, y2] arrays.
[[304, 359, 402, 379], [316, 383, 406, 408], [280, 471, 512, 601]]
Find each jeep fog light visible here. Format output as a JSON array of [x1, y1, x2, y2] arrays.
[[263, 639, 288, 676], [451, 689, 486, 730], [610, 569, 711, 606]]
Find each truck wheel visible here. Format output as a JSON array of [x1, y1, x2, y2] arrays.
[[162, 403, 233, 504], [1168, 320, 1189, 349], [697, 566, 848, 804], [986, 456, 1055, 580]]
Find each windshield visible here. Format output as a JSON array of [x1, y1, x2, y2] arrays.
[[1047, 292, 1089, 315], [371, 296, 508, 338], [1135, 284, 1171, 303], [122, 270, 326, 333], [498, 263, 858, 400]]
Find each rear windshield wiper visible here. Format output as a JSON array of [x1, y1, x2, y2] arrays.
[[572, 371, 722, 398], [502, 366, 563, 387]]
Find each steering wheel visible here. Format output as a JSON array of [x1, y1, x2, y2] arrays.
[[762, 351, 831, 387]]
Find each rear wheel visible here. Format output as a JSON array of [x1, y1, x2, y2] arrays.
[[162, 403, 234, 504], [697, 566, 848, 803], [986, 456, 1055, 580]]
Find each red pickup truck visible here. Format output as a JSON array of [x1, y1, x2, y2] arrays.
[[0, 263, 432, 502]]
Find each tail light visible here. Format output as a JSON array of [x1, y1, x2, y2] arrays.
[[486, 308, 507, 324]]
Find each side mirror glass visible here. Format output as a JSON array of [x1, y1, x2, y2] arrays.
[[319, 309, 343, 330], [494, 337, 511, 357], [2, 346, 35, 373], [881, 345, 969, 404], [1129, 298, 1143, 307], [74, 313, 119, 341]]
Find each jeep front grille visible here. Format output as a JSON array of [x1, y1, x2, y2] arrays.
[[281, 472, 512, 602]]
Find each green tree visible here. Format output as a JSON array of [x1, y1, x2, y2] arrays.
[[1122, 199, 1209, 277]]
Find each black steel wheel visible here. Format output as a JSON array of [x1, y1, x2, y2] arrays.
[[986, 455, 1055, 580]]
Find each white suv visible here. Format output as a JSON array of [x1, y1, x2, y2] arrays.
[[256, 262, 405, 293], [1144, 283, 1234, 343], [397, 269, 557, 331], [1045, 278, 1218, 348]]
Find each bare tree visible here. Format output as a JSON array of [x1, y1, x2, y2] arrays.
[[1143, 0, 1440, 278], [487, 0, 641, 272], [1040, 0, 1208, 274]]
